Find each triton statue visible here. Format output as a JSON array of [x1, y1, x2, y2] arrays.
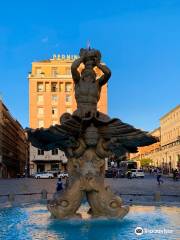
[[27, 47, 156, 219], [71, 48, 110, 118]]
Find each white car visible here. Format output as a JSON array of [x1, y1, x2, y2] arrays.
[[131, 169, 145, 178], [34, 172, 54, 179], [57, 172, 69, 178]]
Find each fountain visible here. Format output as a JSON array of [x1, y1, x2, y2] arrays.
[[27, 47, 156, 219]]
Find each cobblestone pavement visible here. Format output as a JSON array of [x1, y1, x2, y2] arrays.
[[0, 174, 179, 205]]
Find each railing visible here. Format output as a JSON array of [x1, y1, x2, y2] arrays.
[[0, 190, 53, 203]]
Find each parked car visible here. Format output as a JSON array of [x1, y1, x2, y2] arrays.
[[131, 169, 145, 178], [34, 172, 54, 179], [57, 172, 69, 178]]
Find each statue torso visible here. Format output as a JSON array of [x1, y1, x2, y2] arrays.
[[75, 79, 101, 105]]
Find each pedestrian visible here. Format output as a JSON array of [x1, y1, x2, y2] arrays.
[[56, 178, 63, 192], [157, 168, 163, 185], [127, 170, 132, 179], [63, 176, 69, 188], [173, 169, 179, 181], [153, 168, 157, 176]]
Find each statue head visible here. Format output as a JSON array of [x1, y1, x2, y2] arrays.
[[79, 48, 101, 62], [80, 48, 101, 70], [84, 124, 99, 146]]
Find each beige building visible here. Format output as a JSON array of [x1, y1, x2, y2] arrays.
[[159, 105, 180, 170], [160, 105, 180, 146], [130, 105, 180, 171], [28, 54, 108, 175], [0, 100, 28, 178], [130, 128, 161, 162]]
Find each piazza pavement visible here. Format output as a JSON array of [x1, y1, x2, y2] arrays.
[[0, 174, 179, 206]]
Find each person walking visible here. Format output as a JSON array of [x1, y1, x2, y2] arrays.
[[157, 168, 163, 185]]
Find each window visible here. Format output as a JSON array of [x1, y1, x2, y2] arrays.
[[37, 107, 44, 115], [37, 149, 44, 155], [52, 148, 58, 155], [65, 95, 71, 103], [65, 83, 72, 92], [52, 107, 57, 115], [66, 67, 71, 75], [59, 82, 63, 92], [52, 95, 58, 102], [35, 67, 42, 76], [51, 163, 59, 171], [66, 108, 72, 114], [37, 95, 43, 103], [51, 82, 58, 92], [51, 67, 58, 77], [37, 82, 44, 92], [38, 120, 44, 128]]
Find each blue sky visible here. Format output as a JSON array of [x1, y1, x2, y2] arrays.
[[0, 0, 180, 131]]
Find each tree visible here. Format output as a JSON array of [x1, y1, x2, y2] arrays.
[[139, 158, 153, 167]]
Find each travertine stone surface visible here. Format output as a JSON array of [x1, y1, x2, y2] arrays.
[[28, 48, 156, 219]]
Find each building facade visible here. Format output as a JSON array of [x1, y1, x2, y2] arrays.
[[130, 105, 180, 171], [130, 128, 160, 159], [28, 54, 108, 175], [0, 100, 28, 178], [159, 105, 180, 171]]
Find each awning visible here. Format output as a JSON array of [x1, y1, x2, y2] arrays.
[[32, 159, 66, 164]]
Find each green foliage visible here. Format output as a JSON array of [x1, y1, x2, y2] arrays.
[[139, 158, 153, 167]]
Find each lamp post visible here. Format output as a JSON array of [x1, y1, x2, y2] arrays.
[[169, 161, 172, 174], [25, 142, 29, 177], [165, 152, 168, 174]]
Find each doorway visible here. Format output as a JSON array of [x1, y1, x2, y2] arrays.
[[37, 164, 45, 173]]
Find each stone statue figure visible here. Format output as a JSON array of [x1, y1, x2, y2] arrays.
[[27, 47, 157, 219], [71, 48, 111, 118]]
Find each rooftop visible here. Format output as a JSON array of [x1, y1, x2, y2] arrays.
[[160, 105, 180, 120]]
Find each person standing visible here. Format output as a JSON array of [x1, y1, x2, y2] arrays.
[[127, 170, 132, 179], [56, 178, 63, 192], [63, 176, 69, 188], [173, 169, 179, 181]]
